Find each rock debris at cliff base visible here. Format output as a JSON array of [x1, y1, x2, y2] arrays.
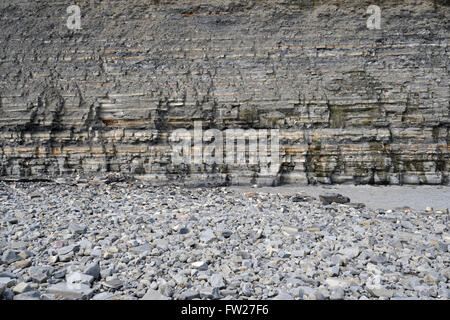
[[0, 181, 448, 300]]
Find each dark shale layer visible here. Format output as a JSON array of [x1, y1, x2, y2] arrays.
[[0, 0, 449, 185]]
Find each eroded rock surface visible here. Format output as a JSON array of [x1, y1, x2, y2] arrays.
[[0, 0, 448, 185]]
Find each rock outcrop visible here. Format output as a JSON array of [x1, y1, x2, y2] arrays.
[[0, 0, 448, 185]]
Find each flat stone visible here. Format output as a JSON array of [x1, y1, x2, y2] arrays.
[[441, 268, 450, 280], [47, 282, 94, 299], [59, 252, 74, 262], [210, 273, 226, 289], [242, 260, 253, 268], [424, 271, 442, 285], [90, 249, 103, 257], [272, 291, 294, 300], [154, 239, 169, 250], [100, 268, 113, 279], [330, 287, 345, 300], [103, 279, 123, 289], [158, 281, 174, 297], [282, 226, 299, 234], [13, 282, 32, 294], [367, 286, 394, 298], [13, 291, 41, 300], [218, 229, 232, 238], [18, 250, 33, 259], [199, 287, 221, 299], [79, 239, 93, 250], [13, 259, 32, 269], [367, 263, 383, 275], [2, 250, 20, 264], [107, 246, 119, 254], [191, 261, 208, 270], [31, 272, 48, 283], [240, 283, 254, 297], [0, 277, 16, 287], [9, 241, 27, 250], [0, 283, 6, 296], [178, 227, 189, 235], [199, 229, 216, 243], [285, 277, 303, 287], [370, 254, 387, 264], [68, 223, 87, 235], [92, 292, 116, 300], [180, 289, 200, 300], [328, 266, 340, 276], [339, 247, 360, 259], [66, 272, 94, 285], [129, 244, 152, 254], [54, 270, 66, 279], [281, 226, 300, 237], [83, 262, 100, 280], [325, 278, 351, 289], [57, 244, 80, 256], [0, 271, 17, 278], [319, 193, 350, 205]]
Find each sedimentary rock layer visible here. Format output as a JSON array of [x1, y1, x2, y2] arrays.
[[0, 0, 449, 185]]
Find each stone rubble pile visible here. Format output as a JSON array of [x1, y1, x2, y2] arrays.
[[0, 180, 449, 300]]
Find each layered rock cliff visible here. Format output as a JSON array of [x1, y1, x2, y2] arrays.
[[0, 0, 449, 185]]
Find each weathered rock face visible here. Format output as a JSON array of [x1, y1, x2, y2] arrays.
[[0, 0, 448, 185]]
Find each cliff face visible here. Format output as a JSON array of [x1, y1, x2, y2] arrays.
[[0, 0, 449, 185]]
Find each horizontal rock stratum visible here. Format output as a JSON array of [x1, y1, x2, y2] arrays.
[[0, 0, 449, 185]]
